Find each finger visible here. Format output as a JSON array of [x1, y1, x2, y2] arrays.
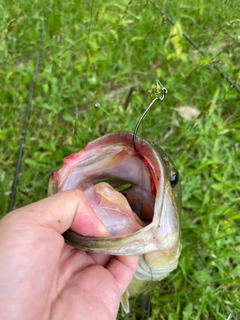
[[4, 190, 109, 237], [89, 252, 111, 267], [106, 255, 139, 295]]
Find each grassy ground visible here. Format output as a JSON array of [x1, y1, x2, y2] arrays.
[[0, 0, 240, 319]]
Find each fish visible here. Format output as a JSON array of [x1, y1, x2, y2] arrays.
[[48, 131, 181, 313]]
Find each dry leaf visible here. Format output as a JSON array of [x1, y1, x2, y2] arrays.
[[174, 106, 200, 120]]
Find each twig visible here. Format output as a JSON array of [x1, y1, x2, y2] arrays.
[[149, 0, 240, 93], [7, 16, 46, 212]]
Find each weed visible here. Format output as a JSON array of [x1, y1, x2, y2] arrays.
[[0, 0, 239, 318]]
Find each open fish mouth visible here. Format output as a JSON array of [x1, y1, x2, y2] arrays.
[[48, 131, 181, 291]]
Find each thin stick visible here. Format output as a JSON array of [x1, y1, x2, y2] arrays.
[[7, 19, 45, 213], [149, 0, 240, 93]]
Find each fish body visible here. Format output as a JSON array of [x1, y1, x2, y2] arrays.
[[48, 132, 181, 313]]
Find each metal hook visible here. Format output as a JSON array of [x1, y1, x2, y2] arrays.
[[132, 81, 167, 154]]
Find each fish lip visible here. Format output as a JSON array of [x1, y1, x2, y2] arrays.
[[56, 131, 170, 255]]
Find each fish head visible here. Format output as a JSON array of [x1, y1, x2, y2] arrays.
[[48, 131, 181, 306]]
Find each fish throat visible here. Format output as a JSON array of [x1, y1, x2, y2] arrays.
[[54, 139, 158, 234]]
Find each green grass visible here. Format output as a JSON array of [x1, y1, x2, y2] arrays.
[[0, 0, 240, 319]]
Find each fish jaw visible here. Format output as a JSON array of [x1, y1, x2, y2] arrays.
[[132, 186, 181, 282], [49, 131, 181, 284]]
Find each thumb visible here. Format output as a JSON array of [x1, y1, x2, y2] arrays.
[[1, 190, 109, 237]]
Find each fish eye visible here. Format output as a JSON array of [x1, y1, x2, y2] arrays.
[[170, 171, 179, 188]]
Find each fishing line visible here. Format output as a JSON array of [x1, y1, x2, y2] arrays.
[[149, 0, 240, 93], [7, 14, 46, 213], [133, 80, 167, 153]]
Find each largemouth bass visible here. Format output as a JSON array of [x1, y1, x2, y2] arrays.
[[48, 131, 181, 313]]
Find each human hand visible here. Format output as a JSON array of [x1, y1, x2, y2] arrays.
[[0, 190, 139, 320]]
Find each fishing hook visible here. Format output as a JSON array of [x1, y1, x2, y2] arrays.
[[132, 80, 167, 154]]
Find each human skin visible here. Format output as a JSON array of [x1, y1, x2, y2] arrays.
[[0, 190, 139, 320]]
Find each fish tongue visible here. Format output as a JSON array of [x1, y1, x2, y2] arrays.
[[84, 182, 144, 236]]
